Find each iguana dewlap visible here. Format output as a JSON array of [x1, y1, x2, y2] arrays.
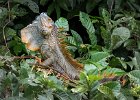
[[21, 13, 83, 79]]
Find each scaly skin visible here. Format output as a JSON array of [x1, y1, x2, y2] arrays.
[[21, 13, 79, 79]]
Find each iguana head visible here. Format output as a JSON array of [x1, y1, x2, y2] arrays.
[[21, 13, 54, 51], [36, 13, 55, 36]]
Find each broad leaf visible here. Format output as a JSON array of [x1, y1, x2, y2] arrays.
[[128, 70, 140, 84], [80, 12, 97, 46], [88, 51, 110, 62], [13, 0, 39, 13], [55, 17, 69, 32], [110, 27, 130, 49], [103, 68, 126, 76], [98, 85, 115, 99]]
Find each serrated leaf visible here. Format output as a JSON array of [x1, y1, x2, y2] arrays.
[[55, 17, 69, 32], [111, 27, 130, 49], [80, 11, 97, 46]]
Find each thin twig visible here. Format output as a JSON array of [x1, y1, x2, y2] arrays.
[[2, 0, 11, 49], [109, 0, 114, 16]]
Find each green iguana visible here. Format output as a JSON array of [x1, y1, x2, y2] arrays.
[[21, 13, 83, 79]]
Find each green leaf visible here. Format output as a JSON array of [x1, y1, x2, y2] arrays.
[[11, 4, 27, 17], [124, 39, 136, 50], [103, 81, 121, 98], [80, 11, 97, 46], [128, 70, 140, 84], [0, 69, 6, 82], [0, 7, 8, 19], [114, 0, 122, 11], [5, 27, 16, 39], [110, 27, 130, 49], [38, 95, 48, 100], [88, 51, 110, 62], [47, 2, 55, 15], [58, 0, 69, 11], [134, 51, 140, 69], [84, 64, 97, 72], [13, 43, 23, 55], [67, 36, 77, 46], [40, 0, 49, 6], [55, 91, 82, 100], [103, 68, 126, 76], [86, 0, 102, 13], [13, 0, 39, 13], [55, 17, 69, 32], [98, 85, 115, 99], [100, 26, 111, 49], [27, 0, 39, 13], [55, 4, 61, 19], [101, 9, 112, 31], [0, 60, 4, 67], [71, 30, 83, 46], [44, 90, 54, 100], [47, 76, 64, 90]]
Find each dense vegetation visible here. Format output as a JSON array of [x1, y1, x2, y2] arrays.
[[0, 0, 140, 99]]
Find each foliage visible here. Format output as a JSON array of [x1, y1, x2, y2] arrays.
[[0, 0, 140, 100]]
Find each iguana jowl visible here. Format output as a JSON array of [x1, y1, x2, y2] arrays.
[[21, 13, 83, 79]]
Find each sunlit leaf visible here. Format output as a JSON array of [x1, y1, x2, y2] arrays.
[[55, 17, 69, 32]]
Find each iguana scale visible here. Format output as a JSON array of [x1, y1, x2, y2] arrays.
[[21, 13, 83, 79]]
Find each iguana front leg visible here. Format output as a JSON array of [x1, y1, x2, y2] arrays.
[[40, 43, 55, 66]]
